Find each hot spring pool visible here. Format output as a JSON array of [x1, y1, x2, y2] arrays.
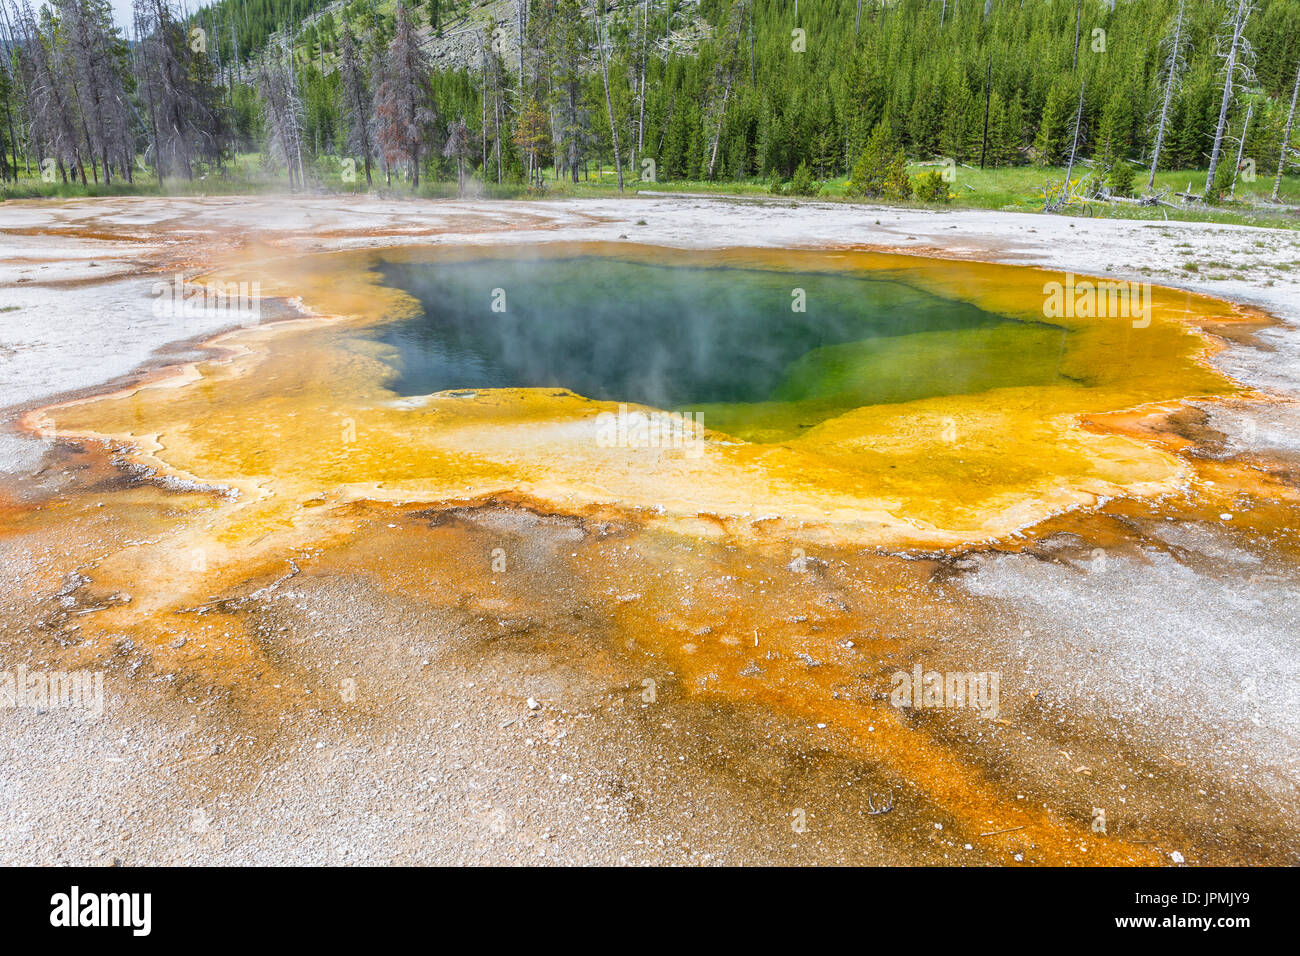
[[367, 252, 1080, 441]]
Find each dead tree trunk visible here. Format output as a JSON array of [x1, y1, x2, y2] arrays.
[[705, 0, 749, 180], [1272, 54, 1300, 202], [481, 46, 488, 177], [1147, 0, 1186, 192], [979, 54, 992, 168], [596, 9, 623, 192], [1061, 81, 1086, 194], [707, 84, 730, 179], [1204, 0, 1252, 200], [636, 0, 648, 173], [1230, 98, 1252, 198], [1072, 0, 1082, 71]]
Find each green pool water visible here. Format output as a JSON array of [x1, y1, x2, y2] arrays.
[[367, 253, 1075, 441]]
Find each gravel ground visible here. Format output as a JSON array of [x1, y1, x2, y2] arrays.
[[2, 195, 1298, 865]]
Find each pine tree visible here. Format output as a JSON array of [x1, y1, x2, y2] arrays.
[[512, 96, 549, 187], [337, 27, 374, 187], [53, 0, 132, 185], [258, 43, 308, 188], [443, 115, 471, 195], [1097, 87, 1135, 167], [132, 0, 228, 183], [1001, 92, 1025, 166], [847, 121, 911, 199], [551, 0, 587, 184], [595, 0, 624, 189], [788, 158, 817, 196], [703, 0, 750, 180], [374, 1, 438, 188], [1034, 79, 1074, 167]]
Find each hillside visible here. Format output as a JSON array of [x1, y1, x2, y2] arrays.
[[4, 0, 1299, 211]]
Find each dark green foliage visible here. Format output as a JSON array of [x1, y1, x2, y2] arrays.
[[1034, 79, 1077, 167], [200, 0, 339, 67], [8, 0, 1300, 193], [788, 160, 818, 196], [185, 0, 1300, 187], [1211, 156, 1237, 199], [848, 123, 912, 200], [1107, 160, 1136, 197]]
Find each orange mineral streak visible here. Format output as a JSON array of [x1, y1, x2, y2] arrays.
[[19, 243, 1273, 865], [35, 244, 1253, 553], [601, 563, 1162, 865]]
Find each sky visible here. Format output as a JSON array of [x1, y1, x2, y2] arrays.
[[109, 0, 134, 27], [107, 0, 215, 30]]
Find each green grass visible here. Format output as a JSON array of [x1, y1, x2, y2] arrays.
[[0, 154, 276, 198], [5, 153, 1298, 230], [511, 161, 1300, 228]]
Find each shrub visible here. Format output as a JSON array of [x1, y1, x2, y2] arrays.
[[848, 122, 912, 200], [788, 161, 819, 197], [912, 169, 951, 202], [1210, 159, 1236, 201], [1107, 160, 1135, 197]]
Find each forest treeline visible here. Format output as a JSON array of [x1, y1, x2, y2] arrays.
[[1, 0, 1298, 200]]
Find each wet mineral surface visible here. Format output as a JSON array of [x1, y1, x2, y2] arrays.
[[2, 205, 1297, 866]]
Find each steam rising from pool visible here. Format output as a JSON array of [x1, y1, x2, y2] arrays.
[[368, 254, 1077, 440]]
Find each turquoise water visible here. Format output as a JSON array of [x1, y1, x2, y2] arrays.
[[368, 253, 1072, 439]]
